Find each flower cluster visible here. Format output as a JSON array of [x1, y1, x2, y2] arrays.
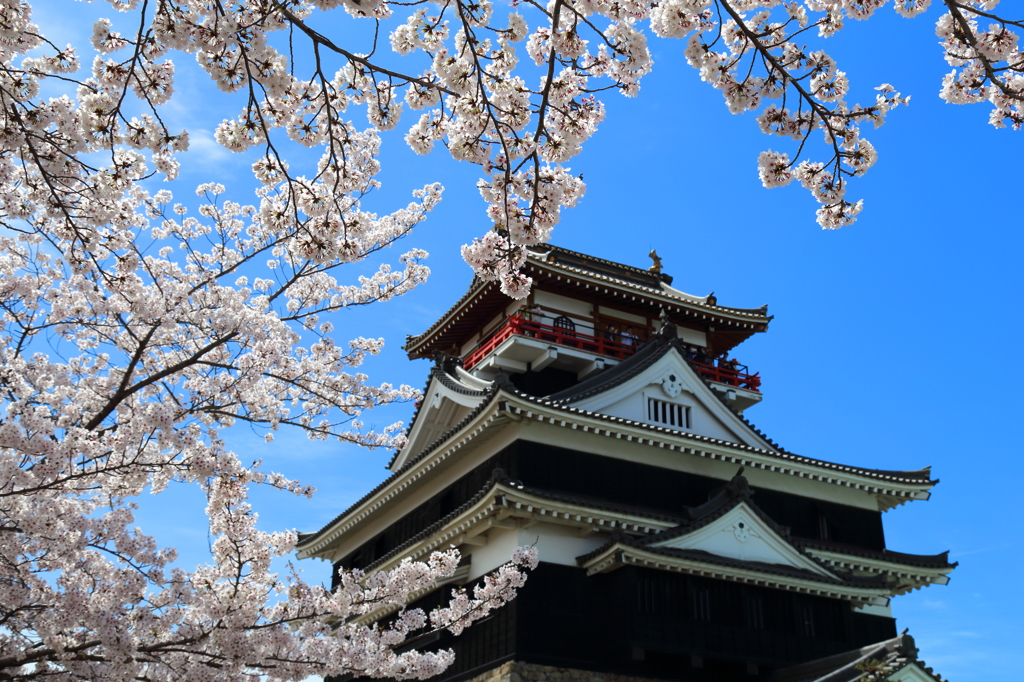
[[1, 0, 1021, 676], [0, 173, 539, 679], [3, 0, 1021, 288]]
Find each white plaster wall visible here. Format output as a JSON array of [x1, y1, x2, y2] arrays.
[[597, 306, 646, 325], [598, 392, 646, 422], [854, 603, 893, 618], [460, 334, 480, 356], [467, 527, 520, 581], [534, 291, 593, 318], [680, 524, 784, 564], [686, 393, 742, 441], [677, 326, 707, 346], [467, 522, 608, 580]]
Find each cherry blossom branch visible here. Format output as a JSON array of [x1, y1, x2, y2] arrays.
[[943, 0, 1024, 103]]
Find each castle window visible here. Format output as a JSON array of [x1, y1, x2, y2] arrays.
[[648, 397, 691, 429], [744, 594, 765, 630], [691, 586, 712, 621], [817, 510, 831, 541], [797, 602, 816, 637]]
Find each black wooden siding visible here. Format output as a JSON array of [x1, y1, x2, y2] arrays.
[[400, 564, 896, 682]]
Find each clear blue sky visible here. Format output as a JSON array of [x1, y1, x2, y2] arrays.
[[35, 2, 1022, 679]]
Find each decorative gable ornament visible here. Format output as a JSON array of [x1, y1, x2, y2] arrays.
[[731, 519, 755, 543], [660, 373, 684, 398], [650, 501, 836, 578]]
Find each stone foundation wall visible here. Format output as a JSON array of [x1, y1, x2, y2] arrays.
[[468, 661, 662, 682]]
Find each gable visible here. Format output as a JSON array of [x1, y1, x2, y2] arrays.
[[566, 347, 774, 449], [391, 373, 486, 471], [650, 501, 835, 578]]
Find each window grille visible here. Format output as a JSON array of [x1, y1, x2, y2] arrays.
[[647, 397, 691, 429], [552, 315, 576, 336], [691, 586, 712, 621], [745, 595, 765, 630]]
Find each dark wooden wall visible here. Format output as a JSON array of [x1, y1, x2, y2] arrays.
[[395, 563, 896, 682]]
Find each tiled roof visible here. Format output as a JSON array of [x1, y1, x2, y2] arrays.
[[610, 543, 888, 590], [575, 471, 866, 589], [385, 354, 489, 469], [510, 389, 934, 486], [404, 244, 771, 356], [297, 381, 504, 551], [644, 471, 797, 544], [796, 538, 956, 571], [403, 277, 491, 353], [357, 472, 687, 573], [531, 245, 770, 319], [302, 361, 935, 553], [357, 470, 508, 572], [770, 632, 947, 682], [505, 481, 686, 526], [534, 245, 675, 289], [544, 320, 785, 450]]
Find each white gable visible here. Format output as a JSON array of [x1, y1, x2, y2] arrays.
[[567, 347, 774, 450], [650, 501, 835, 578], [391, 373, 487, 471]]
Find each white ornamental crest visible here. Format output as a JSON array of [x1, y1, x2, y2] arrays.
[[727, 519, 759, 543], [661, 373, 683, 398]]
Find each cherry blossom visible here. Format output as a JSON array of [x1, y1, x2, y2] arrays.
[[0, 168, 539, 678], [1, 0, 1021, 677], [5, 0, 1022, 290]]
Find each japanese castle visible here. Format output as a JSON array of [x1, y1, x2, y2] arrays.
[[297, 245, 955, 682]]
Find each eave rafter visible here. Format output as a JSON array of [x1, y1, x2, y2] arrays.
[[296, 404, 511, 560], [802, 548, 955, 594], [580, 544, 892, 606]]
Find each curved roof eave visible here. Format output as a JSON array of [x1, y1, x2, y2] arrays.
[[404, 248, 772, 356], [299, 378, 936, 555], [297, 382, 506, 556]]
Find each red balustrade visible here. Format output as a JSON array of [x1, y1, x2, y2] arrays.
[[460, 314, 761, 392], [688, 361, 761, 391], [462, 315, 637, 370]]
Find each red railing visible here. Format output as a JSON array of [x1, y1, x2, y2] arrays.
[[689, 360, 761, 391], [462, 315, 637, 370], [461, 313, 761, 392]]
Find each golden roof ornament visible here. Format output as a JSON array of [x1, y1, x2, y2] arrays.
[[648, 249, 663, 274]]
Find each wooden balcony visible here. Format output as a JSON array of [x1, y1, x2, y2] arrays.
[[462, 313, 761, 393]]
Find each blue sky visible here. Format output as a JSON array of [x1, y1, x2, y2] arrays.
[[32, 1, 1023, 679]]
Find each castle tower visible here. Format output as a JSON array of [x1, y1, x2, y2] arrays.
[[297, 245, 954, 682]]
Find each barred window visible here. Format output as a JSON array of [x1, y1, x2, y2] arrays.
[[691, 586, 712, 621], [647, 397, 691, 429]]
